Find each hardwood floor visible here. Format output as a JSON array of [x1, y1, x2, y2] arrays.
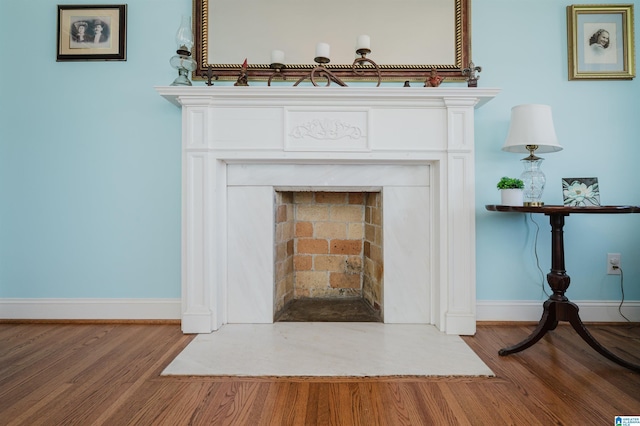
[[1, 322, 639, 425]]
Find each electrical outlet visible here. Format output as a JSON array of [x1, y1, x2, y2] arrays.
[[607, 253, 621, 275]]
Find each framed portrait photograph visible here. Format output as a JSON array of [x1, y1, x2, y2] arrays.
[[567, 4, 635, 80], [57, 4, 127, 61]]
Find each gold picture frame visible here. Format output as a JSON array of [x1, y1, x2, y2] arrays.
[[193, 0, 471, 83], [567, 4, 635, 80], [57, 4, 127, 61]]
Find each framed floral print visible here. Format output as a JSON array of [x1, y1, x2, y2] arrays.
[[562, 177, 600, 206], [567, 4, 635, 80], [57, 4, 127, 61]]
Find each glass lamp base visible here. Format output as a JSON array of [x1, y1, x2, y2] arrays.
[[170, 67, 193, 86], [171, 74, 192, 86], [169, 54, 196, 86], [521, 157, 546, 208]]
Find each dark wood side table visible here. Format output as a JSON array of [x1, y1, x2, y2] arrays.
[[485, 205, 640, 373]]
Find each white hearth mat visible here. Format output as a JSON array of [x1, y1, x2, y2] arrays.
[[162, 323, 494, 377]]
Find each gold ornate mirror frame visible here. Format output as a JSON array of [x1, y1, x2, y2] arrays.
[[193, 0, 471, 83]]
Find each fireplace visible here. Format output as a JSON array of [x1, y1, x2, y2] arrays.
[[157, 86, 498, 335], [273, 190, 383, 322]]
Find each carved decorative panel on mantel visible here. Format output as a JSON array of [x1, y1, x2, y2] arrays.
[[286, 109, 368, 151]]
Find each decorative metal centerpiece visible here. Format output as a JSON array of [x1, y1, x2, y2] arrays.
[[292, 54, 349, 87], [197, 36, 483, 88], [266, 39, 382, 87]]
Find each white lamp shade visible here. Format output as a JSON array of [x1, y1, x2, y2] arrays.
[[502, 104, 563, 154]]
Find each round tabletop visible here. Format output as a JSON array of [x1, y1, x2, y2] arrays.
[[485, 205, 640, 214]]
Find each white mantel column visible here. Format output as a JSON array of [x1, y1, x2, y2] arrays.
[[441, 98, 478, 335], [179, 104, 228, 333]]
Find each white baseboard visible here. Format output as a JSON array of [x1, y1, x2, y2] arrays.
[[2, 298, 637, 323], [477, 300, 640, 322], [0, 298, 181, 320]]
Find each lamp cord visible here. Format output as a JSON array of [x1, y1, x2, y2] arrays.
[[616, 266, 631, 322], [527, 214, 630, 322], [527, 213, 550, 298]]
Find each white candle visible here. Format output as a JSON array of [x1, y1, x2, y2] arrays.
[[356, 35, 370, 50], [271, 49, 285, 64], [316, 42, 330, 59]]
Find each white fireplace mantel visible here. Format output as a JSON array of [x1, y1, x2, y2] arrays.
[[157, 86, 499, 335]]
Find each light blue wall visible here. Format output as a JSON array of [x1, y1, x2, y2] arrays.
[[0, 0, 189, 298], [473, 0, 640, 301], [1, 0, 638, 301]]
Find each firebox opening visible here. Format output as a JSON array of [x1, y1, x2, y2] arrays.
[[273, 190, 383, 322]]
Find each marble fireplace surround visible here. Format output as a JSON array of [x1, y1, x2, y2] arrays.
[[157, 86, 498, 335]]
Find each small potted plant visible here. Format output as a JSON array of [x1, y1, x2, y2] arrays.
[[497, 176, 524, 206]]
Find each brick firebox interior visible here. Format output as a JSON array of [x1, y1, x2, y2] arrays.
[[274, 191, 383, 320]]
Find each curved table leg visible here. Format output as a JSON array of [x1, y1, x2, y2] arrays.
[[564, 302, 640, 373], [500, 298, 640, 372], [499, 300, 558, 356]]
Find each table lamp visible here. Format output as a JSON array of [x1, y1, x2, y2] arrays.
[[502, 104, 563, 206]]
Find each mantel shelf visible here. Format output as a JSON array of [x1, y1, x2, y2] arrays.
[[155, 86, 500, 108]]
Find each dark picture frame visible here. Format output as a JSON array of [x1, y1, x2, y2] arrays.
[[567, 4, 635, 80], [193, 0, 471, 83], [562, 177, 600, 206], [57, 4, 127, 61]]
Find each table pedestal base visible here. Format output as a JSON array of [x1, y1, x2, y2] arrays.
[[499, 298, 640, 373], [485, 205, 640, 373]]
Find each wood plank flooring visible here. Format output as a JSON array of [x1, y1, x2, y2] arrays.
[[1, 322, 639, 425]]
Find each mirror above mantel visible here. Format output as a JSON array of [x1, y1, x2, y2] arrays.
[[193, 0, 472, 83]]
